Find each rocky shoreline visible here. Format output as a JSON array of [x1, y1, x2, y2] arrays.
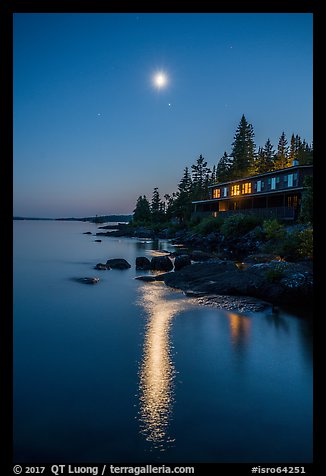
[[82, 224, 313, 313]]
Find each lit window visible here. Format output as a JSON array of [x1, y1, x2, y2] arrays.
[[241, 182, 252, 194], [271, 177, 276, 190], [212, 188, 221, 199], [231, 184, 240, 196]]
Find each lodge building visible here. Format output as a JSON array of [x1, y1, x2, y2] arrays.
[[192, 162, 313, 221]]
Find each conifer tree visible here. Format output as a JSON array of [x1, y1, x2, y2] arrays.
[[191, 154, 211, 200], [299, 141, 313, 165], [163, 193, 177, 221], [216, 151, 233, 182], [274, 131, 289, 169], [255, 138, 275, 174], [133, 195, 151, 222], [151, 187, 164, 223], [173, 167, 193, 222], [210, 165, 217, 184], [230, 114, 256, 179], [289, 133, 296, 164]]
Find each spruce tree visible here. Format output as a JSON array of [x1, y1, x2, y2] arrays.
[[173, 167, 193, 222], [191, 154, 211, 200], [133, 195, 151, 223], [231, 114, 256, 179], [210, 165, 217, 184], [299, 141, 313, 165], [289, 133, 296, 164], [216, 151, 233, 182], [274, 131, 289, 169], [255, 138, 275, 174], [151, 187, 164, 223]]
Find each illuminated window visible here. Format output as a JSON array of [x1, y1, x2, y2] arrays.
[[231, 184, 240, 196], [257, 180, 261, 192], [287, 195, 298, 208], [271, 177, 276, 190], [241, 182, 252, 194], [212, 188, 221, 199]]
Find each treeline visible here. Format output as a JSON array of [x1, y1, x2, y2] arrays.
[[133, 114, 313, 224]]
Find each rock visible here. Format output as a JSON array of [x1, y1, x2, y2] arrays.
[[136, 256, 151, 270], [96, 231, 111, 236], [94, 239, 102, 242], [163, 260, 313, 306], [95, 263, 108, 270], [74, 277, 99, 284], [174, 254, 192, 271], [244, 253, 282, 264], [189, 250, 214, 261], [135, 275, 158, 282], [106, 258, 131, 269], [194, 294, 270, 313], [135, 272, 171, 282], [133, 227, 154, 239], [150, 255, 174, 271], [83, 232, 92, 235]]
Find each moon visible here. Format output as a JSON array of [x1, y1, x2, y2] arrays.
[[153, 71, 168, 89]]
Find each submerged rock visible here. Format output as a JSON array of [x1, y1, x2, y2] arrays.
[[193, 294, 270, 313], [73, 277, 100, 284], [135, 275, 158, 282], [135, 272, 170, 282], [94, 263, 109, 270]]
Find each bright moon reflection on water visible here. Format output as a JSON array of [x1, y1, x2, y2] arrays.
[[137, 283, 189, 449]]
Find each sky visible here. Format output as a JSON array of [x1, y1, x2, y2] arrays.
[[13, 12, 313, 218]]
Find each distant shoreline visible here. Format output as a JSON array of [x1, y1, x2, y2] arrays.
[[13, 214, 132, 223]]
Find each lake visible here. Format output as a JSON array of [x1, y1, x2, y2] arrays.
[[13, 220, 313, 463]]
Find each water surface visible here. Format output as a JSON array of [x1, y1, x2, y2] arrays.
[[13, 220, 313, 463]]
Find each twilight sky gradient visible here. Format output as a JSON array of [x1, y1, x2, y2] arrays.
[[13, 13, 313, 218]]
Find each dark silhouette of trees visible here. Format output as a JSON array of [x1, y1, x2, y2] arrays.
[[255, 138, 275, 174], [274, 131, 289, 169], [191, 154, 211, 201], [230, 114, 256, 179], [133, 195, 151, 222]]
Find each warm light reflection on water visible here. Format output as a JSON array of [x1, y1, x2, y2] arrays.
[[227, 312, 251, 348], [137, 283, 188, 449]]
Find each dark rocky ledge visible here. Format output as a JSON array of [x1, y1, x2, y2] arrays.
[[162, 259, 313, 306]]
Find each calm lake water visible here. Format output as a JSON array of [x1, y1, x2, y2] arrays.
[[13, 220, 313, 463]]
